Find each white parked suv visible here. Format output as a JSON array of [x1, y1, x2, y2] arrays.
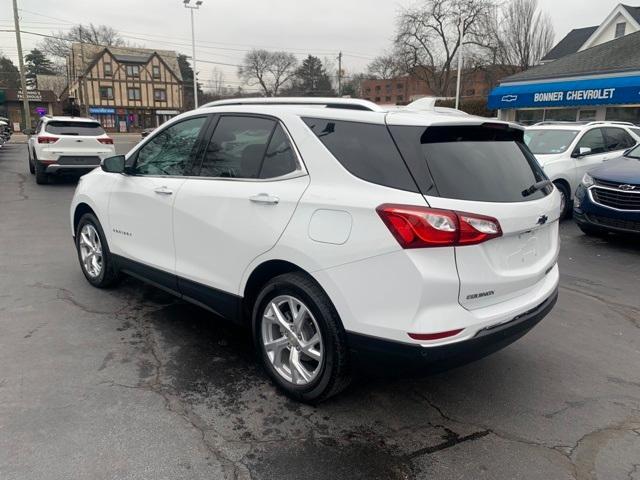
[[70, 98, 560, 402], [524, 121, 640, 218], [27, 116, 115, 184]]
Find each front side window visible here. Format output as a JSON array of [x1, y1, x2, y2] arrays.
[[576, 128, 606, 155], [199, 116, 275, 178], [154, 89, 167, 101], [128, 88, 141, 101], [523, 129, 579, 154], [132, 116, 207, 176], [604, 127, 636, 151]]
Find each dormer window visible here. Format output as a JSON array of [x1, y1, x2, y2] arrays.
[[126, 65, 140, 77], [615, 22, 626, 38], [104, 62, 112, 77]]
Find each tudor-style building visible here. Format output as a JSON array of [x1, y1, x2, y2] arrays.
[[65, 43, 184, 132]]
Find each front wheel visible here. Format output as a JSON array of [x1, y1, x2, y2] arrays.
[[253, 272, 351, 403], [75, 213, 121, 288], [28, 149, 35, 174]]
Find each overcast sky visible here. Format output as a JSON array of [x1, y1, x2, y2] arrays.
[[0, 0, 632, 91]]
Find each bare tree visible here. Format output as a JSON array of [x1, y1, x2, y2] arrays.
[[394, 0, 494, 97], [39, 24, 125, 59], [490, 0, 555, 69], [366, 53, 402, 79], [208, 67, 227, 96], [238, 49, 297, 96]]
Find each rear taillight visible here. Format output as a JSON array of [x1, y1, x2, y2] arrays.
[[98, 137, 113, 145], [37, 136, 59, 144], [376, 204, 502, 248]]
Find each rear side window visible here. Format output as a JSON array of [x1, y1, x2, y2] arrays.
[[45, 121, 105, 136], [604, 128, 636, 151], [389, 125, 550, 203], [303, 118, 418, 192]]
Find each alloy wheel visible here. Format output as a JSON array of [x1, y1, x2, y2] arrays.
[[78, 224, 103, 278], [261, 295, 324, 386]]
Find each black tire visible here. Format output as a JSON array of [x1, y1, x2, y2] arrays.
[[253, 272, 351, 403], [578, 223, 608, 237], [555, 182, 572, 220], [28, 149, 35, 174], [34, 157, 49, 185], [75, 213, 121, 288]]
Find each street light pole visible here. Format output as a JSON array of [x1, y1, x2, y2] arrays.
[[183, 0, 202, 108], [12, 0, 31, 131]]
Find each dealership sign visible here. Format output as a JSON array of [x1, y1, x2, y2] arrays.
[[489, 76, 640, 109], [89, 107, 115, 114]]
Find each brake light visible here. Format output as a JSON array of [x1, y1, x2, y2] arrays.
[[98, 137, 113, 145], [376, 204, 502, 248], [37, 136, 59, 144], [408, 329, 464, 341]]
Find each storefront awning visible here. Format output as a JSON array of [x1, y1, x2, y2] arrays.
[[488, 75, 640, 110]]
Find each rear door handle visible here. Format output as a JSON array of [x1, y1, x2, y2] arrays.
[[249, 193, 279, 205], [154, 186, 173, 195]]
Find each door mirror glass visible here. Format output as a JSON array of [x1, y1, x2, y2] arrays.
[[579, 146, 592, 156], [101, 155, 126, 173]]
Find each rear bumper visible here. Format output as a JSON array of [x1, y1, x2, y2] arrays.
[[45, 164, 100, 174], [346, 287, 558, 371]]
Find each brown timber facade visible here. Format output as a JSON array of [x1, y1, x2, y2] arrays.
[[66, 44, 184, 132]]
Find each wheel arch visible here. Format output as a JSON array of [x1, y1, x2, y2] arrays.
[[73, 202, 97, 236]]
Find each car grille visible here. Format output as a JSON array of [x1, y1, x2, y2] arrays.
[[594, 178, 640, 189], [586, 214, 640, 232], [591, 187, 640, 210], [57, 156, 101, 166]]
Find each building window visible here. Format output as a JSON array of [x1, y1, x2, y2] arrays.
[[152, 65, 161, 79], [397, 83, 404, 90], [465, 89, 476, 96], [104, 62, 112, 77], [375, 96, 381, 102], [128, 88, 141, 100], [375, 85, 381, 92], [615, 22, 626, 38], [365, 87, 371, 93], [99, 86, 114, 100], [397, 95, 404, 102], [126, 65, 140, 77], [154, 88, 167, 102], [385, 96, 392, 102], [386, 84, 392, 92]]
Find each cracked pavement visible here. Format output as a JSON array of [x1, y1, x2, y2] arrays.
[[1, 141, 639, 479]]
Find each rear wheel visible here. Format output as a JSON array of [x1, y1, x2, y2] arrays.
[[75, 213, 120, 288], [34, 156, 49, 185], [555, 182, 571, 220], [253, 272, 351, 403], [28, 149, 35, 174]]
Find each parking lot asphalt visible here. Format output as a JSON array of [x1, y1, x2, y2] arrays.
[[1, 140, 639, 480]]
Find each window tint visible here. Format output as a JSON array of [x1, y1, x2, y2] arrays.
[[199, 116, 275, 178], [45, 121, 105, 136], [389, 125, 550, 202], [523, 129, 579, 154], [133, 116, 206, 176], [260, 125, 298, 179], [576, 128, 606, 154], [604, 128, 635, 151], [303, 118, 418, 192]]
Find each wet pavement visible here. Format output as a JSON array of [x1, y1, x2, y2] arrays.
[[1, 141, 639, 479]]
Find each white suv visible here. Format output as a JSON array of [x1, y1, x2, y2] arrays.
[[70, 98, 560, 402], [524, 121, 640, 218], [28, 116, 115, 184]]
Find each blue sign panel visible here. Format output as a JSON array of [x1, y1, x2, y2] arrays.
[[89, 107, 115, 114], [488, 76, 640, 109]]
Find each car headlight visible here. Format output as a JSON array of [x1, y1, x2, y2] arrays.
[[581, 172, 594, 187]]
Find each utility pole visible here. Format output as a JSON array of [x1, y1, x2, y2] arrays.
[[337, 51, 342, 96], [183, 0, 202, 108], [12, 0, 31, 131], [455, 26, 464, 110]]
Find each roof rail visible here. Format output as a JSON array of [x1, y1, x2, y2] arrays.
[[585, 120, 636, 126], [532, 121, 587, 126], [200, 97, 385, 112]]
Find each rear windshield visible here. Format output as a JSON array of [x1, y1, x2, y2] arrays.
[[45, 121, 105, 136], [523, 129, 579, 154], [389, 125, 551, 203]]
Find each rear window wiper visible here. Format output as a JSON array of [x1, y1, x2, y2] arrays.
[[522, 180, 552, 197]]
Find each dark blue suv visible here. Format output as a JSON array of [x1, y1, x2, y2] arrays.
[[574, 145, 640, 235]]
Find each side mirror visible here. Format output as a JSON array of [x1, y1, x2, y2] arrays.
[[101, 155, 126, 173], [572, 147, 592, 158]]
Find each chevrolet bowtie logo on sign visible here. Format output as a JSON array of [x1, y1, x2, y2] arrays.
[[501, 94, 518, 102], [619, 184, 636, 191]]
